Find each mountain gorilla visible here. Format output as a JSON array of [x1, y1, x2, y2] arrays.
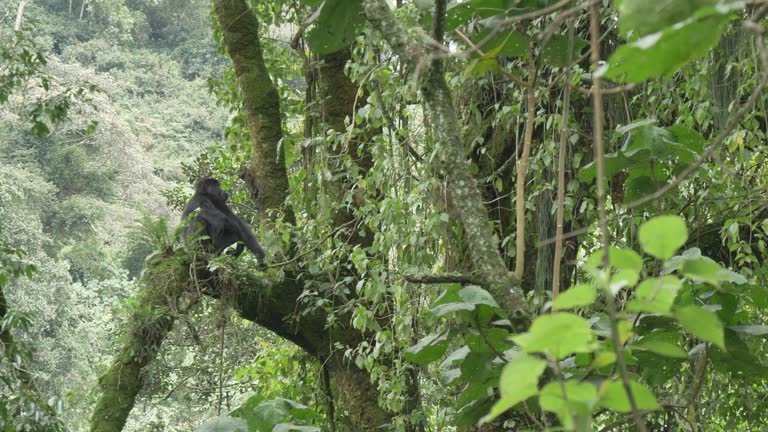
[[182, 178, 266, 263]]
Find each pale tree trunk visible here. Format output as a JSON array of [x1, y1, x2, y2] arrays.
[[79, 0, 86, 20], [14, 0, 27, 31]]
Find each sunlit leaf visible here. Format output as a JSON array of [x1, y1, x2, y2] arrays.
[[512, 313, 595, 359], [600, 4, 743, 83], [639, 215, 688, 259], [482, 353, 546, 423], [540, 380, 597, 428], [627, 276, 682, 314], [676, 306, 725, 349], [553, 283, 597, 310], [597, 380, 660, 413]]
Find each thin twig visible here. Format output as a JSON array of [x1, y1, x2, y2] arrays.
[[268, 218, 358, 268], [403, 273, 482, 285], [589, 2, 647, 431], [514, 45, 538, 280], [552, 12, 575, 304]]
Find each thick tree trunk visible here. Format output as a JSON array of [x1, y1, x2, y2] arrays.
[[212, 0, 289, 213], [89, 259, 187, 432], [212, 1, 390, 428]]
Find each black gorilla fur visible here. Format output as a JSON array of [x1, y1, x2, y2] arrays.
[[182, 178, 266, 263]]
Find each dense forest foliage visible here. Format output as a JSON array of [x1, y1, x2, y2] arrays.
[[1, 0, 767, 431]]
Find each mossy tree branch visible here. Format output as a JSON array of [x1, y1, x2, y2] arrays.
[[213, 0, 289, 213]]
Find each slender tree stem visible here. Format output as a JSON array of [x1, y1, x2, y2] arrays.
[[552, 13, 575, 304], [589, 3, 647, 431], [514, 47, 537, 280], [14, 0, 27, 30]]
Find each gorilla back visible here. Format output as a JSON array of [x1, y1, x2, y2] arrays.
[[182, 178, 266, 263]]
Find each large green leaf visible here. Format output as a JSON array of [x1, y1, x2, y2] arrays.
[[306, 0, 365, 54], [459, 286, 500, 307], [460, 352, 497, 381], [512, 313, 595, 359], [577, 148, 651, 182], [483, 353, 547, 422], [639, 215, 688, 260], [709, 329, 768, 378], [406, 331, 450, 365], [632, 331, 688, 359], [553, 283, 597, 310], [253, 399, 296, 424], [676, 305, 725, 349], [599, 4, 742, 82], [195, 416, 248, 432], [681, 257, 727, 286], [273, 425, 320, 432], [617, 0, 720, 38], [627, 276, 682, 314], [467, 327, 512, 353], [540, 34, 589, 67], [598, 380, 660, 413], [470, 29, 528, 58], [539, 380, 597, 429]]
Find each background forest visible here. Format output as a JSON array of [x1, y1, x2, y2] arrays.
[[1, 0, 768, 431]]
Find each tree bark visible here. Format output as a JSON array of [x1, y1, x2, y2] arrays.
[[212, 0, 289, 213], [89, 259, 187, 432], [212, 1, 390, 428], [14, 0, 27, 31]]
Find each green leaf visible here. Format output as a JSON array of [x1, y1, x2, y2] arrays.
[[599, 5, 740, 83], [30, 120, 50, 137], [598, 380, 660, 413], [553, 283, 597, 310], [431, 285, 475, 316], [609, 247, 643, 272], [676, 306, 725, 349], [539, 380, 597, 429], [467, 328, 512, 353], [577, 147, 652, 183], [482, 353, 546, 423], [729, 325, 768, 336], [666, 125, 705, 154], [273, 424, 320, 432], [440, 346, 470, 369], [253, 399, 294, 424], [681, 257, 726, 286], [633, 339, 688, 358], [306, 0, 365, 54], [460, 352, 496, 381], [627, 276, 682, 314], [591, 351, 617, 368], [639, 215, 688, 259], [464, 57, 501, 77], [624, 175, 657, 205], [470, 29, 528, 58], [617, 0, 720, 38], [540, 34, 589, 67], [194, 416, 248, 432], [459, 286, 500, 308], [405, 331, 450, 365], [512, 313, 595, 359]]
